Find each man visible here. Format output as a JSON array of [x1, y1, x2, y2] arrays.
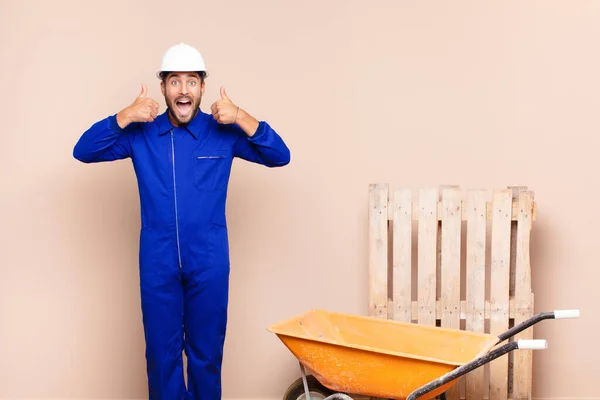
[[73, 42, 291, 399]]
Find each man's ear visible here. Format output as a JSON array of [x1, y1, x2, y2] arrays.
[[201, 80, 205, 96], [160, 80, 165, 96]]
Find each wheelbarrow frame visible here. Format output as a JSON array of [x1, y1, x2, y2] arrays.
[[272, 309, 579, 400]]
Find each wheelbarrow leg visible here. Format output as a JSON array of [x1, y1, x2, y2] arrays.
[[299, 362, 312, 399], [298, 361, 354, 400]]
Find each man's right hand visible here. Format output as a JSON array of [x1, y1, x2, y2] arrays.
[[116, 84, 160, 128]]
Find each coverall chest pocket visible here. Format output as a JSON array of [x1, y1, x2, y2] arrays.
[[194, 149, 228, 190]]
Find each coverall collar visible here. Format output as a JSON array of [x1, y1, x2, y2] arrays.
[[156, 108, 211, 139]]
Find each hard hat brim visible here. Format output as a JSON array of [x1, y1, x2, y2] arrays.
[[156, 70, 207, 79]]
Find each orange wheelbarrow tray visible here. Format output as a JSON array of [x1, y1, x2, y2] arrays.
[[268, 308, 580, 400]]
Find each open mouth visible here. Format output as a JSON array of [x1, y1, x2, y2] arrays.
[[175, 98, 193, 115]]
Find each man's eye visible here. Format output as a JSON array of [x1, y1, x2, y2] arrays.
[[171, 81, 178, 85], [189, 81, 196, 86]]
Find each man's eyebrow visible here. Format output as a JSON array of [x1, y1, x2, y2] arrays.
[[167, 73, 198, 79]]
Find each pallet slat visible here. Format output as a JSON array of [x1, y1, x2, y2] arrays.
[[489, 190, 512, 400], [513, 191, 535, 399], [417, 189, 438, 326], [368, 184, 388, 319], [465, 189, 487, 400], [408, 297, 522, 321], [392, 188, 412, 322], [440, 187, 462, 400], [385, 200, 536, 221]]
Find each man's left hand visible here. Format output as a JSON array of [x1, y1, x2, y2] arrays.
[[211, 87, 239, 125]]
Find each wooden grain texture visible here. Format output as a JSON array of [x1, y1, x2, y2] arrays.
[[384, 201, 535, 221], [440, 187, 462, 400], [489, 190, 512, 400], [512, 190, 534, 399], [417, 188, 438, 326], [392, 188, 412, 322], [369, 184, 388, 319], [465, 189, 487, 400]]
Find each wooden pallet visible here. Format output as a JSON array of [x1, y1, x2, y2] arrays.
[[368, 184, 536, 400]]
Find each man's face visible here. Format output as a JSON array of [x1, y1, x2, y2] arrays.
[[160, 72, 205, 126]]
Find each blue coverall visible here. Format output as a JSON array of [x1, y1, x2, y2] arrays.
[[73, 108, 290, 399]]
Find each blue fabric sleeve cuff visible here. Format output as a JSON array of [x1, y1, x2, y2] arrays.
[[109, 114, 125, 134], [248, 121, 266, 141]]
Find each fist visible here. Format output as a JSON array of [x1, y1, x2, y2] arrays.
[[117, 83, 158, 128], [124, 84, 159, 125], [211, 87, 238, 124]]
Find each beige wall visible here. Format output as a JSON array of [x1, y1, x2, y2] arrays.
[[1, 0, 598, 399]]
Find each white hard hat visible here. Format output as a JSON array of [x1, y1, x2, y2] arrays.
[[157, 42, 206, 79]]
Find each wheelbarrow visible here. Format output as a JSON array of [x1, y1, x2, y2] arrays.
[[267, 308, 579, 400]]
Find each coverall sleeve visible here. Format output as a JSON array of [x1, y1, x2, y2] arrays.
[[232, 121, 291, 167], [73, 115, 138, 163]]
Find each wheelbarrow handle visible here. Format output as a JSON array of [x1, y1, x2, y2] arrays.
[[554, 309, 580, 319], [496, 309, 580, 343], [406, 310, 579, 400], [517, 339, 548, 350], [406, 339, 547, 400]]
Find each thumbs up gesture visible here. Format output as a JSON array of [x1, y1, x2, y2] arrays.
[[211, 86, 239, 125], [116, 84, 160, 128]]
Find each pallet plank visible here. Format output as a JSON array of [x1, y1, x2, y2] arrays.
[[512, 191, 534, 399], [417, 188, 438, 326], [507, 186, 526, 397], [408, 297, 520, 320], [489, 189, 512, 400], [369, 184, 388, 319], [465, 189, 487, 400], [385, 201, 535, 221], [440, 187, 462, 400], [392, 189, 412, 322]]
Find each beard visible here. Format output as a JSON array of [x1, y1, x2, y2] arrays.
[[165, 94, 201, 126]]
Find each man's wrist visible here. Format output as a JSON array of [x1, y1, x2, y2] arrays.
[[116, 109, 131, 129], [235, 108, 259, 137]]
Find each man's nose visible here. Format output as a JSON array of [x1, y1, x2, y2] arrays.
[[179, 84, 189, 95]]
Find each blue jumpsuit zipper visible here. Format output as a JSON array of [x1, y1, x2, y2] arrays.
[[170, 129, 183, 269], [73, 109, 290, 399]]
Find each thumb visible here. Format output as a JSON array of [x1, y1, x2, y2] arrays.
[[138, 83, 148, 98], [220, 86, 230, 100]]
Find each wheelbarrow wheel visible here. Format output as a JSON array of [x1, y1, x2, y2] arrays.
[[283, 374, 337, 400]]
